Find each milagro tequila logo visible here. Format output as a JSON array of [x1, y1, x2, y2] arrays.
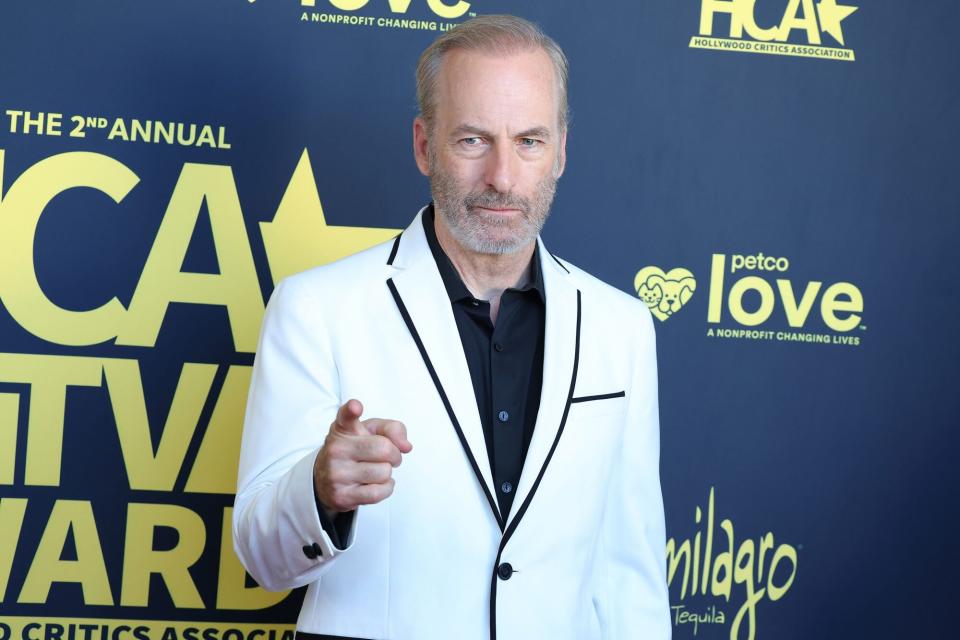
[[667, 488, 798, 640], [298, 0, 473, 32], [690, 0, 859, 62]]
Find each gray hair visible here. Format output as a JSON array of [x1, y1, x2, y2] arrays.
[[416, 14, 570, 133]]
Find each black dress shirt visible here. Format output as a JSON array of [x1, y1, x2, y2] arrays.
[[421, 204, 546, 519], [317, 205, 546, 546]]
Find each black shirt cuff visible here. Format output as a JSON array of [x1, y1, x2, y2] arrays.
[[313, 477, 355, 550]]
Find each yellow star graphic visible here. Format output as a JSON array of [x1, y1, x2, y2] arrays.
[[260, 149, 399, 284], [817, 0, 858, 46]]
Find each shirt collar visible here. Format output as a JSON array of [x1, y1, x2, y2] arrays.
[[422, 203, 546, 305]]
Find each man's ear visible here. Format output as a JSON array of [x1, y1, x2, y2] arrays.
[[413, 117, 431, 177], [554, 128, 567, 179]]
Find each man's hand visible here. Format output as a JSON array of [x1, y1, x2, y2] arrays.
[[314, 399, 413, 513]]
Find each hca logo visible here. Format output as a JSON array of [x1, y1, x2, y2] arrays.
[[635, 252, 864, 334], [300, 0, 471, 19], [691, 0, 859, 61]]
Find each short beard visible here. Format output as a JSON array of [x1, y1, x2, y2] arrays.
[[428, 143, 558, 255]]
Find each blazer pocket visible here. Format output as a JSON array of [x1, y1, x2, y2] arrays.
[[568, 390, 626, 422], [570, 390, 625, 404]]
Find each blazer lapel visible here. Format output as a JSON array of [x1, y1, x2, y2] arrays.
[[387, 208, 503, 529], [505, 240, 580, 532]]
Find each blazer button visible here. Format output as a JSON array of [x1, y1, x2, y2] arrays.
[[302, 544, 318, 559], [497, 562, 513, 580]]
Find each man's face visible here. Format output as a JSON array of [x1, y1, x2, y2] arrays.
[[414, 48, 567, 255]]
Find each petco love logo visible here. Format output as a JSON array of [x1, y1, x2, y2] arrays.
[[706, 252, 865, 346], [634, 253, 866, 347], [634, 267, 697, 321]]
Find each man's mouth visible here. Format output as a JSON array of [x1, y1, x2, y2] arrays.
[[474, 205, 522, 214]]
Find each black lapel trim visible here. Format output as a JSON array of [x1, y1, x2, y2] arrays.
[[571, 390, 625, 403], [386, 233, 401, 265], [488, 289, 582, 640], [386, 278, 505, 532], [549, 252, 570, 273]]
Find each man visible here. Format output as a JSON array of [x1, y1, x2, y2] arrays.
[[233, 14, 670, 640]]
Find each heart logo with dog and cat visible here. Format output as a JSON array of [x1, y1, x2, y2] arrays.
[[634, 266, 697, 321]]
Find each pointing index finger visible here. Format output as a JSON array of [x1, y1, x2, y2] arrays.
[[334, 399, 364, 435]]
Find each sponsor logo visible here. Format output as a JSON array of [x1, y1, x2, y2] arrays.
[[689, 0, 859, 62], [0, 145, 398, 621], [634, 252, 865, 346], [634, 266, 697, 321], [297, 0, 474, 32], [668, 488, 799, 640]]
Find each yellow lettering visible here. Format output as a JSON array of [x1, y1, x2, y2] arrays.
[[820, 282, 862, 332], [730, 538, 766, 640], [740, 0, 779, 41], [131, 119, 151, 143], [692, 507, 702, 596], [710, 518, 734, 599], [0, 152, 138, 346], [426, 0, 470, 19], [217, 508, 289, 609], [104, 359, 217, 491], [0, 354, 102, 486], [758, 531, 775, 579], [699, 0, 745, 38], [196, 125, 216, 148], [18, 500, 113, 605], [776, 279, 822, 327], [121, 503, 205, 608], [329, 0, 369, 9], [702, 486, 715, 595], [767, 544, 798, 600], [0, 498, 28, 602], [118, 163, 264, 352], [0, 393, 18, 484], [185, 366, 252, 494], [106, 118, 129, 141], [728, 276, 775, 326], [707, 254, 726, 323], [779, 0, 821, 44]]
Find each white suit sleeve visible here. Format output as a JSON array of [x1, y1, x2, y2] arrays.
[[232, 276, 356, 592], [594, 306, 671, 638]]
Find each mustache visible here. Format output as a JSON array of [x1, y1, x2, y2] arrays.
[[463, 189, 530, 213]]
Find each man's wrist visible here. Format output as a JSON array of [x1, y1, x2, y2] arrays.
[[312, 468, 354, 550]]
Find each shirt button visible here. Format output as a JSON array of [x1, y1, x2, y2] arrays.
[[497, 562, 514, 580], [501, 481, 513, 494], [498, 410, 509, 423], [494, 342, 504, 352]]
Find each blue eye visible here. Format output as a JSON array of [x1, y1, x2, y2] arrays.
[[462, 137, 482, 145], [520, 138, 540, 147]]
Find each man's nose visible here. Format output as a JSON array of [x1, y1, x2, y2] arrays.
[[484, 142, 517, 193]]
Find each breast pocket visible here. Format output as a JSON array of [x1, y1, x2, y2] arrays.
[[569, 390, 626, 420], [566, 390, 627, 451], [559, 391, 627, 520]]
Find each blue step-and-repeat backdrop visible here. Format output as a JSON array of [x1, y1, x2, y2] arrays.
[[1, 1, 957, 638]]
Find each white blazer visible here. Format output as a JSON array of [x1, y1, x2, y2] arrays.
[[233, 207, 670, 640]]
